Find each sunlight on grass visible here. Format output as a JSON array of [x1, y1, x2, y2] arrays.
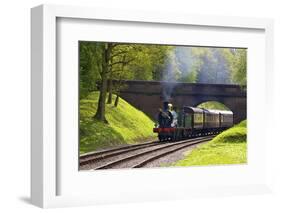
[[197, 101, 230, 110], [173, 120, 247, 166], [80, 92, 156, 154]]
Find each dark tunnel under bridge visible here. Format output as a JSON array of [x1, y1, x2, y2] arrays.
[[115, 80, 246, 124]]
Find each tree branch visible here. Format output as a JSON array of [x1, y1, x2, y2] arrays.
[[110, 50, 129, 59], [109, 58, 135, 67]]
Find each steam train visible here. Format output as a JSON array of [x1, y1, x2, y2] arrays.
[[153, 101, 233, 141]]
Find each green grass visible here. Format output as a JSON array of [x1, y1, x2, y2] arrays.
[[80, 92, 156, 154], [197, 101, 229, 110], [173, 120, 247, 167]]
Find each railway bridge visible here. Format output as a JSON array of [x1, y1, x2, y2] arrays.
[[117, 80, 246, 124]]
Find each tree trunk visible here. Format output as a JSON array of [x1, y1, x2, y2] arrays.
[[94, 72, 108, 122], [114, 95, 119, 107], [94, 43, 112, 122], [107, 78, 113, 104]]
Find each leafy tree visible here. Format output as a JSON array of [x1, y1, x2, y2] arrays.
[[93, 43, 114, 123], [107, 44, 173, 106], [109, 48, 135, 106], [175, 47, 198, 83], [79, 42, 102, 99], [223, 49, 247, 86], [191, 48, 231, 84], [107, 45, 135, 104]]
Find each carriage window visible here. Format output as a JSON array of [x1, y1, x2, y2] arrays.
[[184, 114, 192, 128]]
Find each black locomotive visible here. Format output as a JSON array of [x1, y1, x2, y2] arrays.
[[153, 101, 233, 141]]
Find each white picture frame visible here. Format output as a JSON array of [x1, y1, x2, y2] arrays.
[[31, 4, 274, 208]]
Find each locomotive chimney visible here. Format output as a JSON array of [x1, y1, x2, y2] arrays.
[[163, 101, 169, 111]]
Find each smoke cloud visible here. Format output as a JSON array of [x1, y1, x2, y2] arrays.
[[161, 50, 178, 101], [161, 46, 234, 101]]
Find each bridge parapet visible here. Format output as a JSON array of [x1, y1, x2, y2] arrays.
[[117, 80, 246, 97]]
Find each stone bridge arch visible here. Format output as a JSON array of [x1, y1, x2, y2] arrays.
[[116, 80, 246, 124]]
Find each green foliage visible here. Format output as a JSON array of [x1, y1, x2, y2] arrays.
[[105, 43, 173, 82], [222, 49, 247, 86], [79, 42, 103, 99], [79, 41, 247, 88], [197, 101, 230, 110], [121, 44, 173, 81], [232, 49, 247, 86], [159, 46, 246, 85], [165, 47, 247, 85], [80, 92, 156, 154], [236, 120, 247, 128], [211, 126, 246, 144], [190, 47, 231, 84], [162, 47, 198, 83], [173, 120, 247, 166]]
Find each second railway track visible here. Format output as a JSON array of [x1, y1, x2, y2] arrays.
[[80, 140, 162, 166], [80, 136, 214, 170]]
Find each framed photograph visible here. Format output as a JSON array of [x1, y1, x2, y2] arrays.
[[31, 4, 274, 208]]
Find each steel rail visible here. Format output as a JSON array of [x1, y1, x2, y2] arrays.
[[93, 136, 214, 170], [80, 140, 158, 160], [132, 138, 211, 168], [80, 141, 163, 166]]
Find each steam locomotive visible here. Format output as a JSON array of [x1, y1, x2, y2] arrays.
[[153, 101, 233, 141]]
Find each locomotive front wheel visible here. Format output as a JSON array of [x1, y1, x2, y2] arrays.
[[172, 132, 176, 142]]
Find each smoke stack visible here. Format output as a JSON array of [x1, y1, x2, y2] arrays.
[[163, 101, 169, 111]]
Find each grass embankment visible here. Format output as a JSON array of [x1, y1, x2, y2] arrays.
[[174, 120, 247, 166], [80, 92, 156, 154], [197, 101, 230, 110]]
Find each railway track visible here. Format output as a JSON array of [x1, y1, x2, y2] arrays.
[[79, 136, 214, 170], [80, 140, 161, 166]]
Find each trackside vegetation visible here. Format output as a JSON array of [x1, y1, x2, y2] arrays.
[[80, 92, 156, 154], [197, 101, 230, 110], [173, 120, 247, 166]]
